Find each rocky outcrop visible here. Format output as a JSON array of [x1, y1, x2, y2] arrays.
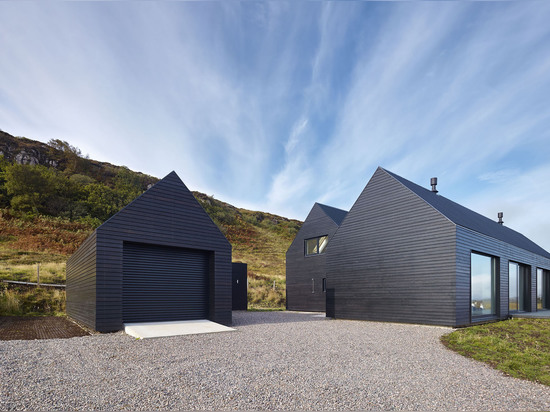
[[13, 150, 58, 167], [0, 131, 61, 167], [0, 129, 158, 188]]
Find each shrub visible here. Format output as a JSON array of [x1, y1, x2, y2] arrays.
[[0, 285, 65, 316], [0, 287, 21, 315]]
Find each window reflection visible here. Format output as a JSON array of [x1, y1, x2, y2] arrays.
[[509, 262, 529, 312], [537, 268, 550, 310], [471, 253, 496, 317], [305, 235, 329, 256]]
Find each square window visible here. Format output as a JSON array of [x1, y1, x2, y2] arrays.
[[305, 235, 329, 256]]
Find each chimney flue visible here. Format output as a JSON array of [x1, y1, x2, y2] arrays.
[[430, 177, 438, 193], [498, 212, 504, 225]]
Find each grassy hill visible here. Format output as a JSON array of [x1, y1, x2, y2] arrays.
[[0, 131, 301, 314]]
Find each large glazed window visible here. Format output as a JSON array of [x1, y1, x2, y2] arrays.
[[305, 235, 328, 256], [509, 262, 530, 312], [537, 268, 550, 310], [471, 252, 497, 317]]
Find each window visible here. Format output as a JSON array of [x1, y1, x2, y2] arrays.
[[305, 235, 329, 256], [537, 268, 550, 310], [322, 278, 327, 293], [509, 262, 530, 312], [471, 252, 497, 317]]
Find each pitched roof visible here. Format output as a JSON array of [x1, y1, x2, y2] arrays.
[[381, 168, 550, 259], [316, 203, 348, 226]]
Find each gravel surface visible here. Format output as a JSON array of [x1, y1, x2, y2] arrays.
[[1, 311, 550, 410]]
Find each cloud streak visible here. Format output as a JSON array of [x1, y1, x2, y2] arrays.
[[1, 2, 550, 249]]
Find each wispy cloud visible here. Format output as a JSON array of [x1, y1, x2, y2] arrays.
[[465, 164, 550, 250], [1, 2, 550, 248]]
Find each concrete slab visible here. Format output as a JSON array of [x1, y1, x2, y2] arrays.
[[124, 319, 236, 339], [512, 309, 550, 319]]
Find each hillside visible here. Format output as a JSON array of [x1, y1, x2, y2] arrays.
[[0, 130, 301, 311]]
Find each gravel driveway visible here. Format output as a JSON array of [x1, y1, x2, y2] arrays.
[[1, 311, 549, 410]]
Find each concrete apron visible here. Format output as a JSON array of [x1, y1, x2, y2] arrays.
[[512, 309, 550, 319], [124, 319, 236, 339]]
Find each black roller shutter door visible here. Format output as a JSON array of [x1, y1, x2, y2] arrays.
[[123, 242, 209, 323]]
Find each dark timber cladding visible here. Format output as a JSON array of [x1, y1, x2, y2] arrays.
[[123, 243, 209, 323], [66, 171, 232, 332], [326, 168, 457, 326], [326, 166, 550, 327], [384, 168, 550, 324], [286, 203, 347, 312], [455, 226, 550, 325], [66, 231, 97, 330]]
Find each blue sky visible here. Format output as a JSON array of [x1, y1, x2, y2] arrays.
[[1, 2, 550, 249]]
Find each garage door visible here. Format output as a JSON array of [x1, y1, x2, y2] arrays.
[[122, 242, 209, 323]]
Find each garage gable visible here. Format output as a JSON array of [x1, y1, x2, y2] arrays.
[[67, 171, 232, 333]]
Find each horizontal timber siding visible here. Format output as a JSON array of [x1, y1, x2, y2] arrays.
[[66, 231, 97, 330], [67, 172, 232, 333], [456, 226, 550, 326], [326, 168, 457, 326], [286, 204, 339, 312]]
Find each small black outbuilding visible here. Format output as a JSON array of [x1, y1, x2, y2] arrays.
[[66, 171, 232, 332]]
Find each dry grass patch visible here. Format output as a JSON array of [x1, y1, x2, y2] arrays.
[[0, 211, 93, 255], [0, 261, 66, 284], [0, 285, 66, 316]]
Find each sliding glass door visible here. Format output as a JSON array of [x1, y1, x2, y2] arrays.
[[537, 268, 550, 310], [509, 262, 530, 312], [509, 263, 518, 311]]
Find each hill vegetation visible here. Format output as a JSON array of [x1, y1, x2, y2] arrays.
[[0, 131, 301, 314]]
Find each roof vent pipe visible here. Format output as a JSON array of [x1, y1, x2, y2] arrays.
[[430, 177, 438, 193], [498, 212, 504, 225]]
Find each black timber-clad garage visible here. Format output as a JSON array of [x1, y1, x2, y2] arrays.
[[66, 171, 232, 332]]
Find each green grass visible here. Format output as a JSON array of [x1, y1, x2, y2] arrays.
[[0, 261, 66, 284], [0, 245, 67, 266], [195, 193, 300, 309], [441, 318, 550, 386], [0, 189, 300, 313], [0, 284, 66, 316], [247, 307, 285, 312]]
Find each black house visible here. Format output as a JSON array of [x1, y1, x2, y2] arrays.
[[286, 202, 347, 312], [325, 167, 550, 326], [66, 171, 232, 332]]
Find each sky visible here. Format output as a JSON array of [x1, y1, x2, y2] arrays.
[[1, 2, 550, 249]]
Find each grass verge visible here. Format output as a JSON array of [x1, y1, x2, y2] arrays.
[[0, 261, 66, 284], [441, 318, 550, 386], [0, 284, 66, 316]]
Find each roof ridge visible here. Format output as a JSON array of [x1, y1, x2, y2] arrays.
[[315, 202, 348, 226], [380, 167, 550, 259], [316, 202, 347, 213]]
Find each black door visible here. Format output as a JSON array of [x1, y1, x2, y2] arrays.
[[122, 242, 209, 323], [232, 263, 248, 310]]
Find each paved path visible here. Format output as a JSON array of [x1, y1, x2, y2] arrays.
[[1, 311, 549, 410]]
